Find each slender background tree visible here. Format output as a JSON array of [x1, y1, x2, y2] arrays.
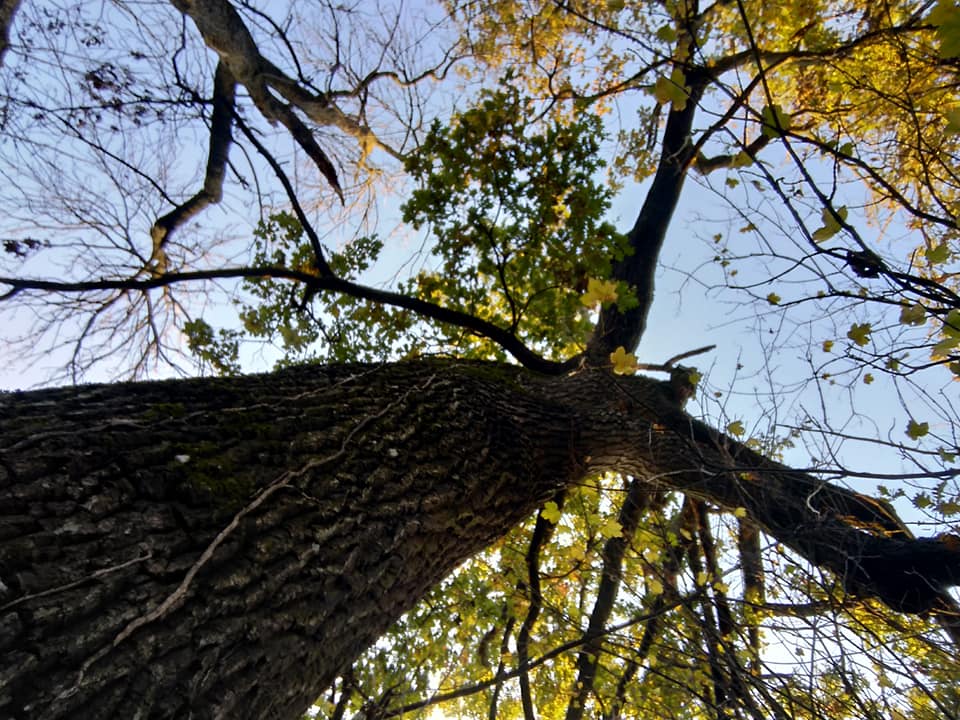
[[1, 1, 959, 718]]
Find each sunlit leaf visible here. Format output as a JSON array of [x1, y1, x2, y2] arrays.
[[652, 68, 690, 110], [580, 277, 619, 308], [541, 501, 562, 524], [609, 346, 637, 374], [599, 517, 623, 538]]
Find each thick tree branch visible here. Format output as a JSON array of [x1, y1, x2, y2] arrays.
[[564, 479, 650, 720], [150, 61, 237, 258], [608, 374, 960, 617], [0, 267, 579, 374], [587, 70, 708, 358], [517, 497, 563, 720], [170, 0, 343, 199]]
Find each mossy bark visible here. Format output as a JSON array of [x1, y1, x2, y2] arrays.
[[1, 360, 957, 719], [0, 361, 601, 719]]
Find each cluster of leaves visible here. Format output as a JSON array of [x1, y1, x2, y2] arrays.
[[401, 82, 632, 359], [321, 476, 960, 719], [181, 212, 419, 371]]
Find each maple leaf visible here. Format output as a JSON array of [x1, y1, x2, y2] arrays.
[[580, 278, 619, 308], [609, 346, 637, 375]]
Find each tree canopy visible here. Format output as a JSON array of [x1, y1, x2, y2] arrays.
[[1, 0, 960, 718]]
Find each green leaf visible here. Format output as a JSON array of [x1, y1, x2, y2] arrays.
[[652, 68, 690, 110], [906, 420, 930, 440], [766, 292, 781, 305], [761, 104, 792, 138], [599, 517, 623, 539], [930, 0, 960, 58], [811, 206, 848, 241], [655, 24, 677, 43], [899, 303, 926, 326], [943, 309, 960, 338], [846, 322, 872, 347], [933, 335, 960, 355], [938, 500, 960, 516], [726, 420, 745, 436], [541, 501, 562, 524], [925, 243, 951, 264], [946, 107, 960, 134]]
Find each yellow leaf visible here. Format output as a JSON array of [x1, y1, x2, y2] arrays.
[[766, 292, 781, 305], [733, 506, 748, 518], [647, 577, 664, 595], [609, 346, 637, 375], [651, 68, 690, 110], [726, 420, 745, 436], [713, 581, 729, 594], [696, 571, 709, 586], [580, 277, 619, 308], [599, 518, 623, 539], [822, 340, 834, 352]]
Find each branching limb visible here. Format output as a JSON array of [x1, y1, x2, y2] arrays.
[[150, 61, 237, 259], [736, 518, 764, 666], [517, 493, 564, 720], [619, 384, 960, 620], [586, 70, 708, 358], [694, 135, 770, 175], [564, 479, 650, 720], [0, 266, 578, 374], [170, 0, 342, 199]]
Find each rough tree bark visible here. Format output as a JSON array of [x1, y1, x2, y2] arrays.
[[1, 360, 958, 719]]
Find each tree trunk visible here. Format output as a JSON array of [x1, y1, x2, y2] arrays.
[[1, 360, 958, 719]]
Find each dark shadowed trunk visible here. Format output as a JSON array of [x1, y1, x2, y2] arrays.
[[1, 360, 958, 719]]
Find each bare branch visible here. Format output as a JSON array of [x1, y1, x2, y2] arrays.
[[150, 61, 237, 257]]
